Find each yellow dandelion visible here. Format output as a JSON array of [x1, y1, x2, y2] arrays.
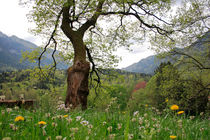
[[165, 98, 169, 102], [145, 104, 148, 107], [170, 105, 179, 110], [14, 116, 24, 122], [38, 121, 47, 125], [170, 135, 177, 139], [177, 111, 184, 115], [63, 115, 68, 118]]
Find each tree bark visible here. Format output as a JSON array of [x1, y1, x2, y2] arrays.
[[65, 59, 90, 110], [61, 1, 105, 109]]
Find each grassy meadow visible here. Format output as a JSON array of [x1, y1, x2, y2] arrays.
[[0, 101, 209, 140], [0, 70, 209, 140]]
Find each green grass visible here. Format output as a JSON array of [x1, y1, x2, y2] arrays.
[[0, 106, 209, 140]]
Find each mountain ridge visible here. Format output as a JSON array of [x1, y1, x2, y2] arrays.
[[123, 31, 210, 74], [0, 31, 68, 72]]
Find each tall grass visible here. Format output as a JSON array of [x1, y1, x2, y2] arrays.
[[0, 104, 209, 140]]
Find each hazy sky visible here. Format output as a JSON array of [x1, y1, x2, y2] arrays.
[[0, 0, 156, 68]]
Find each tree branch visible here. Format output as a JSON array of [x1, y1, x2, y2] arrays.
[[171, 50, 210, 70], [100, 11, 173, 36], [38, 9, 63, 73], [78, 0, 105, 35]]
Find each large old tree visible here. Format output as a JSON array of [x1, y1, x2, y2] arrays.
[[22, 0, 209, 109]]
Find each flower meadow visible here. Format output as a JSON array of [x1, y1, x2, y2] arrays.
[[0, 104, 209, 140]]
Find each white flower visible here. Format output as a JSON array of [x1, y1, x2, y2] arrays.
[[131, 118, 136, 122], [80, 120, 89, 126], [117, 123, 122, 130], [88, 124, 93, 129], [133, 111, 139, 116], [76, 116, 82, 121], [128, 134, 134, 139], [107, 126, 112, 132]]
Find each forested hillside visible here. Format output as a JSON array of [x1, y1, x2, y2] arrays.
[[123, 31, 210, 74], [0, 31, 68, 72]]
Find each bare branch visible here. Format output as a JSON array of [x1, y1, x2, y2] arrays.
[[78, 0, 105, 35], [170, 50, 210, 70], [38, 9, 63, 75]]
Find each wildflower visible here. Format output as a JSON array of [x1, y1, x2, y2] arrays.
[[145, 124, 150, 128], [107, 126, 112, 132], [138, 119, 143, 125], [70, 127, 79, 133], [9, 123, 15, 129], [152, 117, 157, 121], [19, 94, 24, 100], [42, 129, 47, 136], [66, 118, 72, 123], [144, 119, 149, 123], [45, 113, 51, 118], [128, 134, 134, 139], [170, 135, 177, 139], [14, 106, 19, 110], [2, 137, 11, 140], [6, 108, 12, 113], [88, 124, 93, 129], [170, 105, 179, 110], [14, 116, 24, 122], [52, 122, 57, 127], [177, 111, 184, 115], [103, 121, 107, 125], [131, 118, 136, 122], [133, 111, 139, 116], [88, 129, 91, 134], [76, 116, 82, 121], [117, 123, 122, 130], [57, 115, 63, 119], [144, 113, 148, 117], [81, 120, 89, 126], [190, 116, 195, 120], [38, 121, 47, 125], [12, 126, 18, 131], [52, 117, 56, 120], [200, 128, 204, 131], [63, 115, 68, 118], [153, 124, 160, 128], [145, 104, 148, 107], [46, 136, 51, 140], [56, 136, 62, 140], [139, 126, 145, 130], [109, 134, 116, 139], [165, 98, 169, 102]]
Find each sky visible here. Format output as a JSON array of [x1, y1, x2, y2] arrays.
[[0, 0, 156, 68]]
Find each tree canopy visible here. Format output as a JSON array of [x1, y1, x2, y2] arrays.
[[20, 0, 209, 69]]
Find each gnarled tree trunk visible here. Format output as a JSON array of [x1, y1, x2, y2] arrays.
[[65, 60, 90, 110], [60, 0, 104, 110]]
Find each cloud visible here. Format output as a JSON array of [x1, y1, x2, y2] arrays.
[[115, 46, 155, 68]]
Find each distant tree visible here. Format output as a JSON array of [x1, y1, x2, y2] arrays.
[[21, 0, 209, 109]]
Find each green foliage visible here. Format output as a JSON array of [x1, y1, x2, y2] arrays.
[[145, 61, 209, 114], [0, 105, 209, 139]]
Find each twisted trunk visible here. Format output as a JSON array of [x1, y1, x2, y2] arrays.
[[60, 0, 104, 109], [61, 24, 90, 110]]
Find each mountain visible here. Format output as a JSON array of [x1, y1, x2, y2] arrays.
[[0, 31, 68, 72], [123, 31, 210, 74]]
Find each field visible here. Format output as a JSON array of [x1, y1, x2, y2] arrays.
[[0, 102, 209, 140], [0, 70, 209, 140]]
